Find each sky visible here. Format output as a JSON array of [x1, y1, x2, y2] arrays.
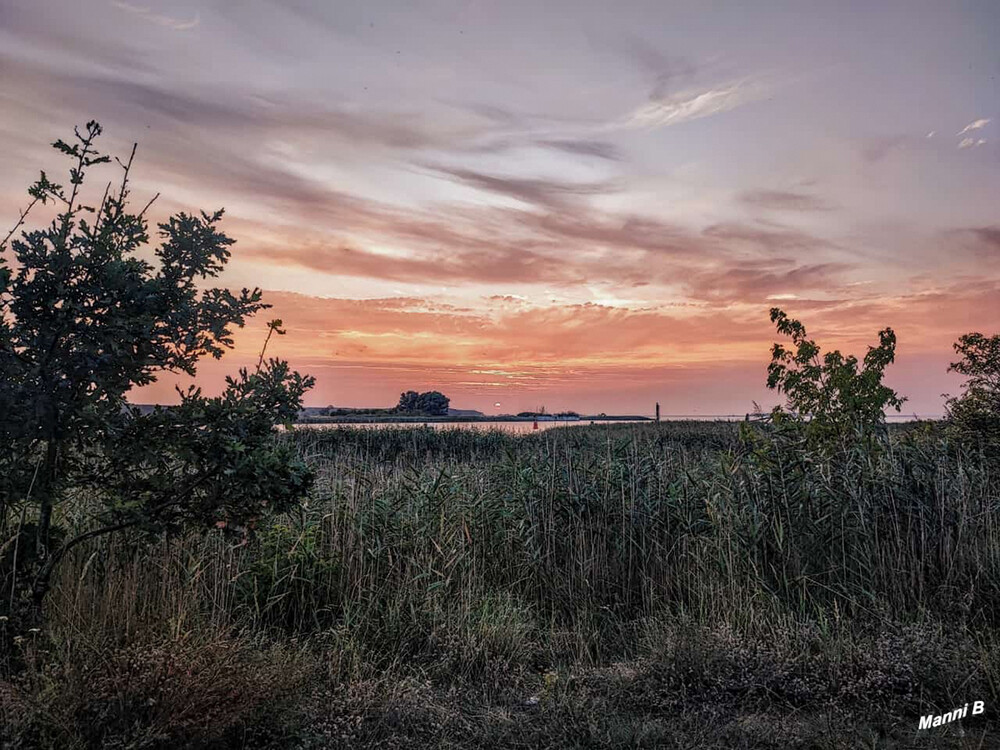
[[1, 0, 998, 416]]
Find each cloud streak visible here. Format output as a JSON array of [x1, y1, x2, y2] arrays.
[[535, 139, 622, 161], [740, 189, 833, 212], [958, 137, 986, 149], [421, 164, 619, 209], [112, 1, 200, 31], [957, 118, 991, 136], [621, 80, 762, 130]]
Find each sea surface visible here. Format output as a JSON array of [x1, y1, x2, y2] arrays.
[[294, 413, 942, 433]]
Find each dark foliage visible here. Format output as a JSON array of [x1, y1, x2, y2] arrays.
[[764, 307, 905, 449], [0, 123, 314, 620], [946, 332, 1000, 449], [396, 389, 450, 416]]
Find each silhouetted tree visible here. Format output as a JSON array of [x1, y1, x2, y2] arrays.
[[765, 308, 905, 447], [395, 390, 449, 415], [397, 390, 421, 413], [946, 332, 1000, 447], [0, 122, 314, 618], [417, 390, 449, 416]]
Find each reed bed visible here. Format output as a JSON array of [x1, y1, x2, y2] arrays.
[[4, 421, 999, 748]]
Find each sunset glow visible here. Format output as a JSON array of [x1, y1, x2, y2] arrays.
[[2, 1, 997, 414]]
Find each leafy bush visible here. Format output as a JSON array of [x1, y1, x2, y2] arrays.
[[946, 332, 1000, 449], [764, 308, 905, 449], [0, 123, 313, 620]]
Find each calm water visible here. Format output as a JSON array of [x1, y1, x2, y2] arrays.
[[294, 413, 943, 433], [295, 419, 648, 433]]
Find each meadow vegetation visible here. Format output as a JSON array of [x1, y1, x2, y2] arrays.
[[3, 419, 1000, 748]]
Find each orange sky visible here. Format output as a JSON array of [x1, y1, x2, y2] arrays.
[[1, 1, 998, 416]]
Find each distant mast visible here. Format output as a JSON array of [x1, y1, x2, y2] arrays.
[[655, 402, 660, 423]]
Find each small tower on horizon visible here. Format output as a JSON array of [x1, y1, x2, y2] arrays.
[[655, 401, 660, 422]]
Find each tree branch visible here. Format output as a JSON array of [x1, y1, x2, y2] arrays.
[[1, 196, 41, 252]]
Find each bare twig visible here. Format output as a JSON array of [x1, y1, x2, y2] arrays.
[[136, 192, 160, 221], [1, 196, 41, 252], [88, 181, 113, 240]]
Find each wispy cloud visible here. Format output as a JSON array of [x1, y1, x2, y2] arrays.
[[620, 80, 761, 130], [740, 189, 833, 212], [421, 164, 619, 210], [683, 261, 849, 302], [957, 118, 991, 136], [958, 137, 986, 149], [860, 135, 907, 164], [535, 139, 622, 161], [951, 226, 1000, 264], [621, 39, 700, 101], [112, 1, 200, 31]]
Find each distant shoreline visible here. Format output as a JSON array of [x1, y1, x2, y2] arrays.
[[295, 414, 653, 425], [127, 405, 944, 425], [292, 413, 945, 426]]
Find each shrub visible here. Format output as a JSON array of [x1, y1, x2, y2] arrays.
[[764, 308, 905, 450], [0, 123, 313, 621], [946, 332, 1000, 450]]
